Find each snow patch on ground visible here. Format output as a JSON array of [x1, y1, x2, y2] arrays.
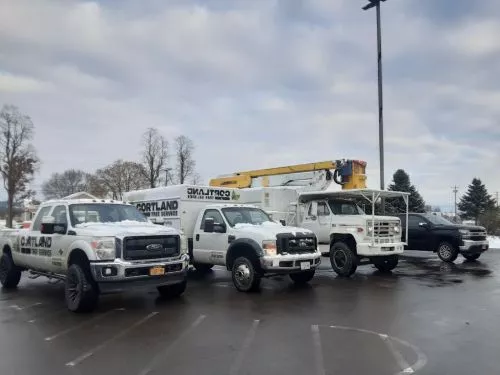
[[488, 236, 500, 249]]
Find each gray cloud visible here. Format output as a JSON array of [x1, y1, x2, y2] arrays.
[[0, 0, 498, 208]]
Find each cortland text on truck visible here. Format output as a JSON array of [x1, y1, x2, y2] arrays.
[[135, 200, 179, 218], [186, 187, 232, 200]]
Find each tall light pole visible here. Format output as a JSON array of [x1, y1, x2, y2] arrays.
[[363, 0, 387, 213], [163, 168, 172, 186], [452, 185, 459, 222]]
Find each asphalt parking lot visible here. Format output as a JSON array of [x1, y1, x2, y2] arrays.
[[1, 250, 499, 375]]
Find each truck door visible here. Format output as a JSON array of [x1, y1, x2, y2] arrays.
[[20, 205, 53, 270], [45, 205, 71, 273], [194, 209, 228, 266], [301, 201, 330, 243], [407, 214, 431, 250]]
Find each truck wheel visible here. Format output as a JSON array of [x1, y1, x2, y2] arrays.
[[65, 263, 99, 313], [232, 256, 261, 292], [330, 242, 358, 277], [289, 270, 315, 284], [193, 263, 214, 273], [437, 242, 459, 263], [372, 255, 399, 273], [463, 253, 481, 261], [0, 252, 21, 289], [157, 279, 187, 299]]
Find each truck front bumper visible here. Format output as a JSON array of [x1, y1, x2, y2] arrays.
[[260, 252, 321, 273], [89, 254, 190, 294], [460, 240, 489, 254], [357, 242, 405, 257]]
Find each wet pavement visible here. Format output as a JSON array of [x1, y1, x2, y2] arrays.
[[1, 250, 500, 375]]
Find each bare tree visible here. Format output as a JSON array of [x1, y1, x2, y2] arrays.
[[174, 135, 196, 184], [190, 172, 202, 185], [141, 127, 169, 188], [0, 105, 39, 227], [42, 169, 88, 199], [96, 160, 148, 200]]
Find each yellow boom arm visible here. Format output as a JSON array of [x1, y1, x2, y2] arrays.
[[209, 159, 367, 190]]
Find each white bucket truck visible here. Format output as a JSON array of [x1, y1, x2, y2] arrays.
[[0, 193, 190, 312], [123, 185, 322, 292], [238, 187, 409, 277]]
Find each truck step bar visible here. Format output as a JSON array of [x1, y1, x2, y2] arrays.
[[28, 270, 66, 281]]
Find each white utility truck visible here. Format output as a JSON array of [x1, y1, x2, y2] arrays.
[[123, 185, 322, 292], [238, 186, 409, 276], [0, 193, 190, 312]]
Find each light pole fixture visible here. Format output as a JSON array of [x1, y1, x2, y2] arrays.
[[363, 0, 387, 213]]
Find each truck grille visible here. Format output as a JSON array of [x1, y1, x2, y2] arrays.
[[368, 220, 401, 244], [276, 233, 317, 254], [122, 235, 180, 261], [469, 230, 487, 241]]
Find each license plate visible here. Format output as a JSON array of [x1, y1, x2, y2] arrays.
[[149, 266, 165, 276], [300, 262, 311, 270]]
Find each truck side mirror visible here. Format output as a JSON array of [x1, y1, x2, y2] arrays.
[[280, 220, 286, 226], [213, 223, 226, 233], [204, 217, 215, 233], [40, 216, 55, 234]]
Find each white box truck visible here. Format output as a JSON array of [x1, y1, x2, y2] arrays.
[[123, 185, 322, 292]]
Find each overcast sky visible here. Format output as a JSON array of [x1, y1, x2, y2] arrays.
[[0, 0, 499, 209]]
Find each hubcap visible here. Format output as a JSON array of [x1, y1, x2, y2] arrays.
[[439, 245, 452, 259], [333, 249, 347, 269], [235, 263, 251, 288]]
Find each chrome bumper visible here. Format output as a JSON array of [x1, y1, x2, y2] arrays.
[[89, 254, 190, 293], [460, 240, 489, 253], [260, 252, 321, 272]]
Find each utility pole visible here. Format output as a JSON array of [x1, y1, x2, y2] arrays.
[[363, 0, 388, 213], [452, 185, 459, 222], [495, 191, 499, 208], [164, 168, 172, 186]]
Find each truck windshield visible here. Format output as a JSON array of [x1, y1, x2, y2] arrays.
[[422, 214, 454, 225], [328, 200, 365, 215], [222, 207, 273, 227], [68, 204, 148, 226]]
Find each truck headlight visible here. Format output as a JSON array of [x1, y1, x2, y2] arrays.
[[180, 234, 188, 255], [90, 237, 116, 260], [367, 226, 373, 234], [262, 240, 277, 256], [459, 229, 471, 238], [393, 225, 400, 233]]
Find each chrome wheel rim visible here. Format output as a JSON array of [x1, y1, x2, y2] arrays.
[[439, 245, 452, 259], [234, 263, 251, 289]]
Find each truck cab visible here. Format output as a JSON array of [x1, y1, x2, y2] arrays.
[[0, 195, 190, 313], [192, 204, 321, 292]]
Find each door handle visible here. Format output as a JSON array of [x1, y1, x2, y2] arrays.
[[196, 234, 200, 241]]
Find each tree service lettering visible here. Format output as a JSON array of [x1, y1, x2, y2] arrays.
[[187, 187, 230, 200], [136, 200, 178, 217]]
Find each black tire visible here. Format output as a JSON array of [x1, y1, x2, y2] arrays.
[[437, 241, 459, 263], [65, 263, 99, 313], [372, 255, 399, 272], [157, 279, 187, 298], [193, 263, 214, 273], [0, 252, 22, 289], [231, 256, 261, 292], [289, 270, 315, 284], [463, 253, 481, 261], [330, 242, 358, 277]]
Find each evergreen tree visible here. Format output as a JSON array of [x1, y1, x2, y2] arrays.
[[386, 169, 426, 213], [458, 178, 496, 224]]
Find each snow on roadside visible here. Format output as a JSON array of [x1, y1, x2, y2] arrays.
[[488, 236, 500, 249]]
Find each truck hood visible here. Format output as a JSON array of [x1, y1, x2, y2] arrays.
[[432, 224, 485, 231], [233, 222, 313, 239], [362, 215, 401, 222], [74, 220, 179, 238]]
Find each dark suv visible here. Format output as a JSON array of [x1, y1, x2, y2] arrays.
[[396, 213, 489, 262]]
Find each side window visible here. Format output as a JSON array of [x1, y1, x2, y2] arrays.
[[32, 206, 52, 232], [51, 205, 68, 225], [317, 202, 330, 216], [408, 215, 422, 228], [200, 209, 225, 229]]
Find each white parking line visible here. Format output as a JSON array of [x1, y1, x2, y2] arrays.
[[229, 319, 260, 375], [311, 325, 326, 375], [379, 334, 413, 374], [137, 314, 207, 375], [45, 308, 124, 342], [28, 308, 67, 323], [8, 302, 42, 311], [66, 311, 159, 367]]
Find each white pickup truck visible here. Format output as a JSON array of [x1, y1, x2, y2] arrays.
[[123, 185, 322, 292], [0, 194, 190, 312]]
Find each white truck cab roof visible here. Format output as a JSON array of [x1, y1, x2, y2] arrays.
[[41, 198, 129, 207]]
